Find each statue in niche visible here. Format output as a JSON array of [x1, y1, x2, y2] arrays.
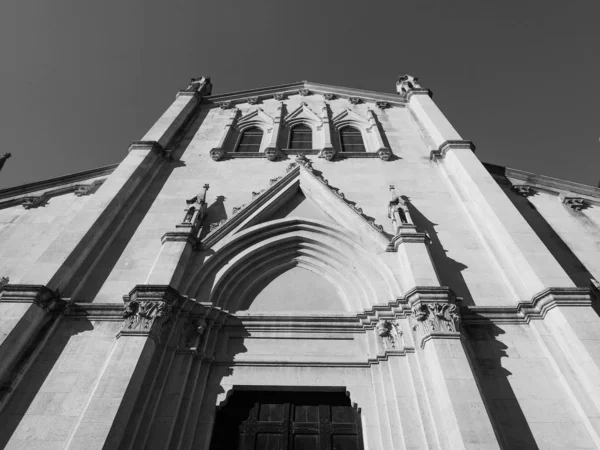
[[388, 185, 411, 233]]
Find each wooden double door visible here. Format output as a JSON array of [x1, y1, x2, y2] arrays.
[[210, 390, 364, 450]]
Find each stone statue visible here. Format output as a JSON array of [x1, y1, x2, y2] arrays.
[[186, 76, 212, 95], [388, 185, 411, 233], [182, 184, 209, 230]]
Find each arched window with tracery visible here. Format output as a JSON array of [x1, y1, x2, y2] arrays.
[[288, 124, 313, 150], [339, 126, 366, 152], [236, 127, 263, 152]]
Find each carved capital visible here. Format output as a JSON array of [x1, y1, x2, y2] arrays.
[[411, 302, 461, 348], [319, 147, 337, 161], [121, 300, 173, 341]]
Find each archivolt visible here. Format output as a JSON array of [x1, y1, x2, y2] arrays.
[[183, 218, 400, 312]]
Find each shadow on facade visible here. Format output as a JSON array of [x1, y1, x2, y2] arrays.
[[464, 318, 540, 450], [408, 201, 474, 305], [505, 188, 593, 288], [0, 317, 94, 448], [61, 109, 209, 301], [199, 195, 228, 241]]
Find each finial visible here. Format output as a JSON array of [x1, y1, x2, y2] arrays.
[[396, 74, 422, 95]]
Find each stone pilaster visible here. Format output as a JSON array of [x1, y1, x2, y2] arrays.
[[0, 285, 67, 392], [409, 293, 499, 449], [66, 286, 184, 449]]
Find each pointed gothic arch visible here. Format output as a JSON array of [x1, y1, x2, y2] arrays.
[[183, 218, 400, 312]]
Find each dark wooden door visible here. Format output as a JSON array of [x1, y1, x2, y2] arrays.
[[210, 391, 364, 450]]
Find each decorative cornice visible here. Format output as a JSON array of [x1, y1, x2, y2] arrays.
[[560, 195, 589, 211], [161, 231, 199, 246], [405, 89, 433, 101], [430, 140, 476, 161]]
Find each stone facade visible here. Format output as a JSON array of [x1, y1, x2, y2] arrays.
[[0, 76, 600, 449]]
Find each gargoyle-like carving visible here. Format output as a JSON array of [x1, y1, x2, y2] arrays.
[[323, 93, 335, 101], [376, 319, 403, 350], [22, 195, 46, 209], [388, 186, 411, 233], [122, 300, 173, 338], [563, 197, 587, 211], [319, 147, 336, 161], [412, 302, 461, 338], [273, 93, 285, 100], [181, 317, 208, 351], [252, 189, 266, 199], [186, 76, 212, 95], [247, 97, 259, 105], [349, 97, 361, 105], [73, 184, 94, 197], [397, 74, 422, 94], [0, 276, 9, 289], [209, 219, 227, 232], [232, 204, 246, 215], [511, 185, 535, 197], [210, 148, 225, 161], [218, 101, 233, 110], [298, 89, 310, 96], [270, 176, 282, 185], [376, 101, 390, 109], [286, 163, 297, 173], [377, 148, 392, 161], [265, 147, 282, 161]]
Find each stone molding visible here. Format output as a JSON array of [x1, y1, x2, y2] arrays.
[[160, 231, 199, 246], [461, 287, 593, 324], [0, 284, 67, 313], [405, 89, 433, 101], [430, 140, 476, 161], [561, 195, 589, 211]]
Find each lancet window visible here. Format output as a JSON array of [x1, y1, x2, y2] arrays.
[[236, 127, 264, 152], [339, 126, 366, 152], [288, 124, 313, 150]]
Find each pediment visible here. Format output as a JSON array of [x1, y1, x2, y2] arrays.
[[236, 107, 274, 129], [332, 108, 369, 127], [201, 157, 389, 251], [284, 102, 322, 127]]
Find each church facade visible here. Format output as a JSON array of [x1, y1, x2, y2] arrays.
[[1, 75, 600, 449]]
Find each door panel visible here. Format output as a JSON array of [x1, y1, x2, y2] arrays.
[[210, 390, 364, 450]]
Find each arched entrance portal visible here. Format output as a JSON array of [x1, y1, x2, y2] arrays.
[[209, 389, 364, 450]]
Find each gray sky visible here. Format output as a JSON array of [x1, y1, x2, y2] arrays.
[[1, 0, 599, 189]]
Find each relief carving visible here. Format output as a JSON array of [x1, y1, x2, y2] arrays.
[[349, 97, 361, 105], [412, 302, 461, 338], [210, 148, 225, 161], [122, 300, 173, 338], [376, 319, 403, 350], [323, 93, 335, 100], [319, 147, 336, 161], [265, 147, 282, 161]]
